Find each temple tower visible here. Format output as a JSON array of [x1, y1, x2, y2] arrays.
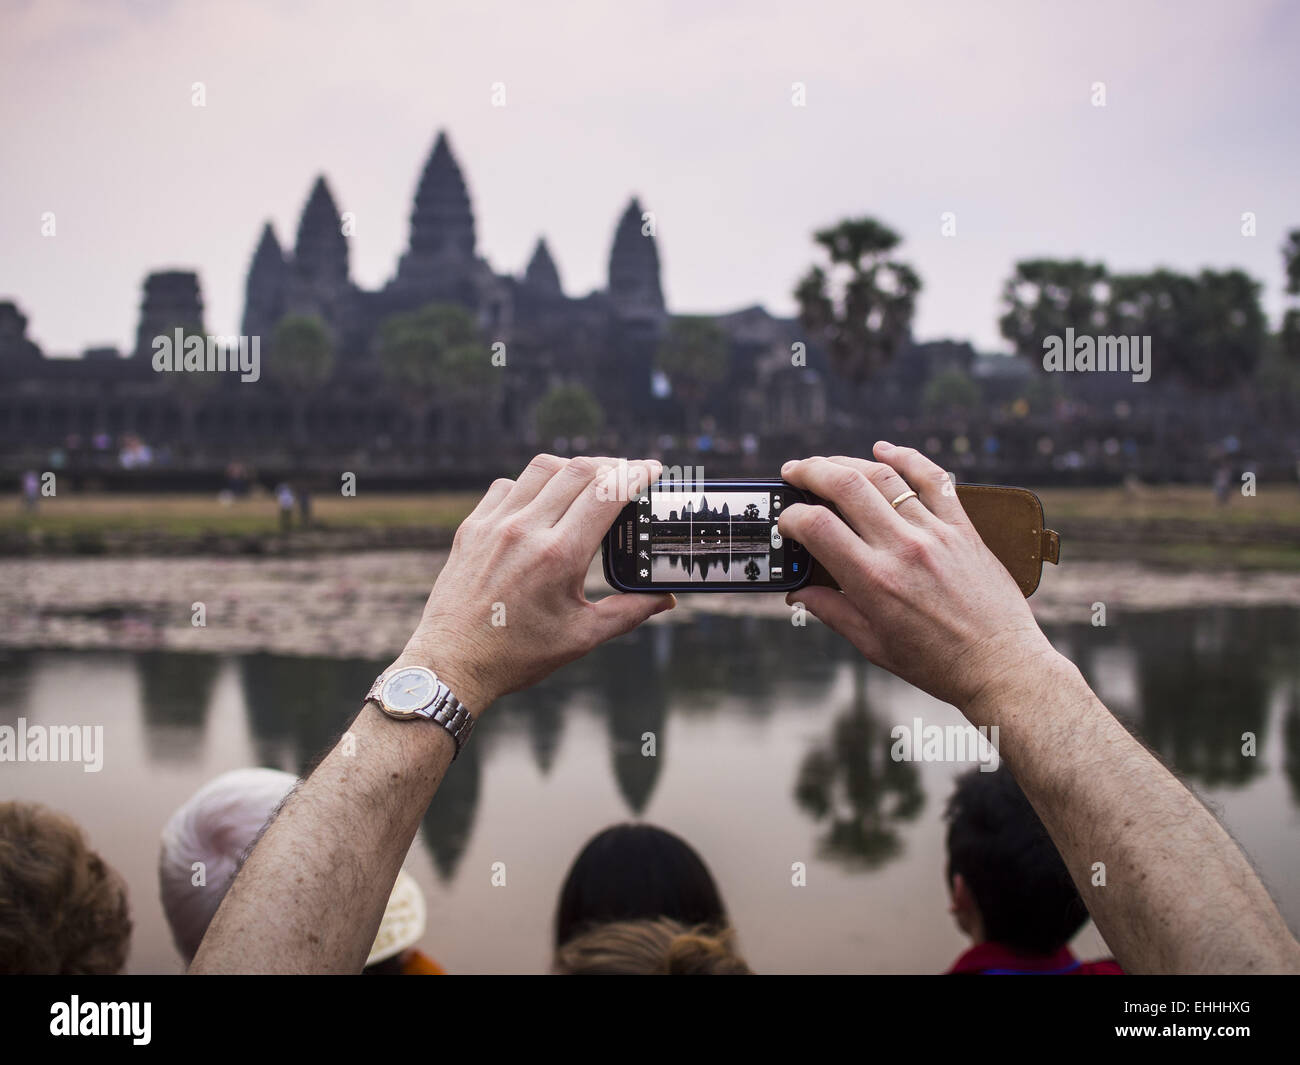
[[390, 131, 477, 304], [241, 222, 287, 340], [293, 176, 349, 291], [279, 175, 354, 339], [134, 271, 204, 357], [607, 197, 665, 319], [523, 237, 563, 296]]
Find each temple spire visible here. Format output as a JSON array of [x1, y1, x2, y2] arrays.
[[408, 130, 475, 261], [608, 196, 664, 316], [242, 221, 287, 338], [294, 176, 348, 287], [524, 237, 562, 295]]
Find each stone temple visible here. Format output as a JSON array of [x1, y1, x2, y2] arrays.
[[0, 129, 998, 481]]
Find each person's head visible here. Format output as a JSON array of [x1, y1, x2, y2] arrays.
[[160, 767, 429, 969], [0, 801, 132, 974], [159, 767, 298, 961], [553, 917, 752, 975], [554, 824, 728, 949], [944, 766, 1088, 955]]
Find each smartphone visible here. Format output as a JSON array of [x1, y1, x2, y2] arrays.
[[602, 479, 813, 592]]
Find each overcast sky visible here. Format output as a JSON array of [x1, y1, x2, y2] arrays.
[[2, 0, 1298, 357]]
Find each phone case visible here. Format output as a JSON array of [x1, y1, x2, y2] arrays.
[[809, 484, 1060, 597]]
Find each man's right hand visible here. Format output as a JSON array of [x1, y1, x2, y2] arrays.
[[778, 442, 1062, 716], [392, 455, 675, 715]]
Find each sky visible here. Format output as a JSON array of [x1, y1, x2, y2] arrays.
[[2, 0, 1298, 357]]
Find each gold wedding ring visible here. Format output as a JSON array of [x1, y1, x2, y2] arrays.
[[889, 489, 919, 510]]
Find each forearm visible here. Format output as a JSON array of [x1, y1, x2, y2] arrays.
[[189, 702, 455, 974], [969, 652, 1300, 974]]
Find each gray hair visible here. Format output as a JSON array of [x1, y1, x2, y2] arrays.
[[158, 767, 299, 962]]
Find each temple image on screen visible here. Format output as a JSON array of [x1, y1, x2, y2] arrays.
[[644, 490, 776, 583]]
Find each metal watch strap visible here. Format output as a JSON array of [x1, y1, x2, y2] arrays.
[[366, 671, 475, 760], [419, 689, 473, 759]]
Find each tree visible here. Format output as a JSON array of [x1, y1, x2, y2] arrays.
[[271, 315, 335, 388], [1001, 261, 1266, 389], [655, 316, 729, 440], [158, 319, 213, 453], [1109, 269, 1265, 388], [922, 367, 981, 414], [795, 217, 921, 383], [1283, 229, 1300, 297], [377, 303, 497, 448], [271, 314, 335, 449], [534, 383, 604, 448], [998, 259, 1109, 360], [1281, 229, 1300, 366]]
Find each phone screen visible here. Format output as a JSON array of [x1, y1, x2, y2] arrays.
[[609, 482, 809, 590]]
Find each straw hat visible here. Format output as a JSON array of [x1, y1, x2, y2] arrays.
[[366, 869, 427, 967]]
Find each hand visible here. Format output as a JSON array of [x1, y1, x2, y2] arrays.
[[778, 443, 1059, 715], [394, 455, 675, 713]]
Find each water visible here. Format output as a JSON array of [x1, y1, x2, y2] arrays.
[[2, 606, 1298, 974], [651, 550, 770, 582]]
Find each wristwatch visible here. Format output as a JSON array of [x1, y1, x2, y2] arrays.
[[364, 665, 474, 759]]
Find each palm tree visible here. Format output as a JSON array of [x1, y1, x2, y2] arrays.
[[795, 217, 921, 383]]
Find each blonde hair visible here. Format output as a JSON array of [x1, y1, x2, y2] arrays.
[[553, 917, 752, 975]]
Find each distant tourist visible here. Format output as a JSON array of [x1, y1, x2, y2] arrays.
[[160, 767, 441, 973], [555, 823, 731, 950], [224, 461, 251, 498], [20, 469, 38, 512], [553, 917, 751, 975], [296, 482, 312, 529], [1213, 462, 1232, 506], [942, 767, 1121, 975], [274, 482, 295, 532], [0, 801, 132, 974]]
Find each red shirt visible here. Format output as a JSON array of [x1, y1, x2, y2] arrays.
[[947, 941, 1124, 975]]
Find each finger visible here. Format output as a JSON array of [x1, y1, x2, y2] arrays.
[[781, 457, 903, 543], [777, 501, 874, 593], [521, 456, 614, 526], [497, 454, 567, 515], [826, 456, 932, 528], [555, 458, 663, 551], [873, 441, 967, 524], [466, 477, 515, 522], [786, 586, 885, 663], [586, 591, 676, 644]]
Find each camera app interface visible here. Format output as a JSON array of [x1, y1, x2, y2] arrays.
[[632, 489, 792, 584]]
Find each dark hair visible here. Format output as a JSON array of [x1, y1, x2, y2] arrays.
[[944, 768, 1088, 955], [554, 824, 728, 949]]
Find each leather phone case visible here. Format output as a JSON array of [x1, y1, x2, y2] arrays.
[[810, 484, 1059, 597]]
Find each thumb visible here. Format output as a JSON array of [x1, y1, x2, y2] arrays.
[[587, 592, 676, 643]]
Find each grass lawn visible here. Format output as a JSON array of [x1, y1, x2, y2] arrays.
[[1033, 484, 1300, 526], [1, 486, 1298, 565], [0, 492, 481, 537]]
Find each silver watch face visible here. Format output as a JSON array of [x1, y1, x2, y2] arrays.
[[381, 667, 438, 717]]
